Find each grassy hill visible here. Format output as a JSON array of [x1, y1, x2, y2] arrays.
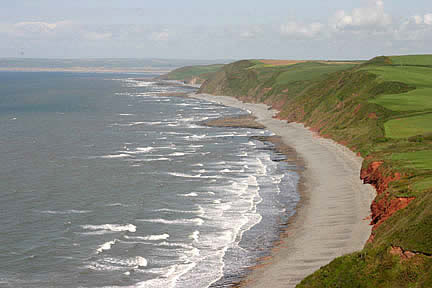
[[157, 64, 224, 85], [199, 56, 432, 287]]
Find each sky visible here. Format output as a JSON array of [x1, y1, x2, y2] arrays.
[[0, 0, 431, 60]]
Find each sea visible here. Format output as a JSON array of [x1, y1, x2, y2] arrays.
[[0, 71, 300, 288]]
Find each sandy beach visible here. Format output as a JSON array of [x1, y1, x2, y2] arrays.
[[192, 93, 376, 287]]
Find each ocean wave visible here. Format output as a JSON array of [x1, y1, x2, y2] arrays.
[[176, 103, 194, 107], [121, 147, 154, 154], [136, 263, 197, 288], [220, 168, 245, 173], [141, 157, 171, 162], [193, 169, 207, 173], [79, 230, 117, 236], [189, 231, 200, 242], [183, 134, 206, 141], [126, 122, 146, 126], [163, 131, 190, 135], [168, 152, 186, 157], [209, 133, 249, 138], [142, 121, 163, 126], [81, 224, 137, 233], [186, 124, 202, 129], [86, 256, 148, 273], [38, 209, 91, 215], [106, 203, 130, 207], [272, 174, 285, 184], [169, 172, 201, 178], [180, 192, 199, 197], [85, 261, 124, 272], [97, 154, 132, 159], [154, 208, 203, 215], [154, 241, 195, 250], [137, 218, 204, 226], [104, 256, 148, 268], [124, 234, 170, 241], [97, 239, 117, 253]]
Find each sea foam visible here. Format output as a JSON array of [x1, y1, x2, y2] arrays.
[[81, 224, 137, 233]]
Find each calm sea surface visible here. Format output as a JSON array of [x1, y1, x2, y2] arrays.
[[0, 72, 299, 288]]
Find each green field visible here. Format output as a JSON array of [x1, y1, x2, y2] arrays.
[[392, 150, 432, 170], [415, 178, 432, 191], [274, 62, 356, 83], [385, 113, 432, 138], [390, 55, 432, 66], [367, 65, 432, 111]]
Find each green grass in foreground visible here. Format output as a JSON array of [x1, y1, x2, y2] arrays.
[[385, 113, 432, 138]]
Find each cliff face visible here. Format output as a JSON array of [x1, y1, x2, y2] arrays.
[[360, 161, 413, 231], [200, 57, 432, 287]]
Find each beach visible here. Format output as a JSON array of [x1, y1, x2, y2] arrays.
[[192, 93, 376, 287]]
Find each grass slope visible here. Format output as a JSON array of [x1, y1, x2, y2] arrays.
[[157, 64, 224, 84], [199, 55, 432, 287], [385, 114, 432, 138], [199, 60, 355, 107]]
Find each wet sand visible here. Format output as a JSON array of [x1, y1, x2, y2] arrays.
[[192, 93, 376, 288]]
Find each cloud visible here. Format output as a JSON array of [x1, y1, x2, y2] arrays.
[[426, 14, 432, 25], [84, 31, 112, 41], [414, 16, 424, 25], [15, 21, 58, 32], [240, 31, 255, 39], [280, 22, 324, 39], [149, 29, 170, 41], [239, 26, 263, 39], [413, 14, 432, 25], [7, 21, 72, 38], [392, 13, 432, 41], [331, 0, 392, 30]]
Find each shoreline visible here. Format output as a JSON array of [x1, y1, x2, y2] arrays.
[[191, 93, 376, 287]]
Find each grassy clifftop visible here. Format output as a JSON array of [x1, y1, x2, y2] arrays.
[[200, 56, 432, 287], [199, 60, 356, 106], [157, 64, 224, 85]]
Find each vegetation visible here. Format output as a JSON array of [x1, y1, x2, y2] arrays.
[[385, 114, 432, 139], [157, 64, 224, 84], [199, 56, 432, 287]]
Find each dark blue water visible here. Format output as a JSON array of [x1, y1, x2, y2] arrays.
[[0, 72, 299, 288]]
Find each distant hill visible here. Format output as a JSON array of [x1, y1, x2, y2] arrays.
[[157, 64, 225, 85], [199, 55, 432, 287]]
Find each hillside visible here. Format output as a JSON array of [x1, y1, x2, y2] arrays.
[[199, 56, 432, 287], [157, 64, 224, 85]]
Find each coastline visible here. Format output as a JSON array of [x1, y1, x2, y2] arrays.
[[191, 93, 376, 287]]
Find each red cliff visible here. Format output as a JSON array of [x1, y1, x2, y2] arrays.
[[361, 161, 415, 234]]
